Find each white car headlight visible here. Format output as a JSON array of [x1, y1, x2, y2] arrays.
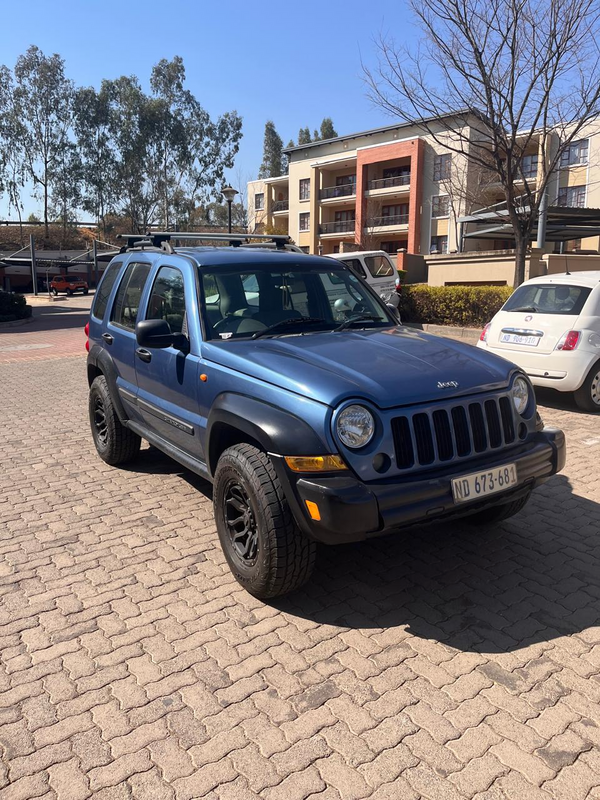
[[336, 405, 375, 449], [512, 376, 530, 415]]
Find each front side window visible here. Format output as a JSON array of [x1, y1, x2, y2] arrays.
[[254, 193, 264, 210], [557, 185, 586, 208], [339, 258, 366, 278], [433, 154, 451, 181], [199, 265, 391, 340], [146, 266, 187, 334], [432, 196, 450, 218], [503, 283, 591, 315], [430, 235, 448, 254], [92, 261, 122, 320], [111, 262, 151, 330], [299, 178, 310, 201], [364, 255, 394, 277], [299, 212, 310, 231], [561, 139, 589, 167]]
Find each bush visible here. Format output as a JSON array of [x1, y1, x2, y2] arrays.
[[0, 291, 32, 322], [399, 284, 513, 328]]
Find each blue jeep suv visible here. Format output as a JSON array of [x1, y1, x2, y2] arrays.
[[87, 233, 566, 598]]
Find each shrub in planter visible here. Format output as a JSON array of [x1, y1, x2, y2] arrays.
[[399, 284, 513, 328], [0, 291, 32, 322]]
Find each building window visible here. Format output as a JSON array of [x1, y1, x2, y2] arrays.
[[336, 174, 356, 186], [383, 166, 410, 180], [557, 185, 586, 208], [334, 210, 355, 222], [299, 178, 310, 201], [254, 193, 264, 211], [430, 235, 448, 254], [433, 154, 451, 181], [299, 246, 309, 254], [561, 139, 589, 167], [521, 154, 538, 179], [381, 241, 407, 253], [299, 212, 310, 231], [431, 196, 450, 217]]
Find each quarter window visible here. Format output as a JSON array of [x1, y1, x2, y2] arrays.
[[299, 212, 310, 232], [432, 196, 450, 218], [299, 178, 310, 201], [92, 261, 122, 320], [433, 154, 451, 181], [146, 266, 187, 335], [557, 185, 586, 208], [110, 262, 151, 330], [254, 193, 264, 211]]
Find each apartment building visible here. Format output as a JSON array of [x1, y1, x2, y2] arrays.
[[247, 116, 600, 259]]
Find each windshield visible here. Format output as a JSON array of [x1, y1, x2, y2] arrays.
[[200, 264, 392, 340], [503, 283, 591, 315], [364, 255, 394, 278]]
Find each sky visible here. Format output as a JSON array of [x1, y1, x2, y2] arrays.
[[0, 0, 414, 218]]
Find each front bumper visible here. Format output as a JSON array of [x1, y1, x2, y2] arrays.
[[273, 427, 566, 544]]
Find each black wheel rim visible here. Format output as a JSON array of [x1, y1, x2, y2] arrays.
[[223, 481, 258, 564], [93, 396, 108, 445]]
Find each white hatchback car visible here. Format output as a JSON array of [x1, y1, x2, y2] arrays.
[[478, 271, 600, 412]]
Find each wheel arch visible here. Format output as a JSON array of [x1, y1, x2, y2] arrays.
[[87, 346, 128, 422]]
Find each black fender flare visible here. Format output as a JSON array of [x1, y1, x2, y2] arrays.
[[87, 346, 128, 423], [206, 393, 330, 476]]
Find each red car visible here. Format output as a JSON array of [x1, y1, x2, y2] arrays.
[[50, 275, 89, 296]]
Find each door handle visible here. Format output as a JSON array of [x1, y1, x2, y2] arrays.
[[136, 348, 152, 363], [102, 333, 113, 345]]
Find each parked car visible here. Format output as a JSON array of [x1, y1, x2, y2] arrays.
[[86, 232, 565, 598], [50, 274, 89, 296], [330, 250, 400, 300], [478, 271, 600, 412]]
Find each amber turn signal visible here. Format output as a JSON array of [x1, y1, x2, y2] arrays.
[[305, 500, 321, 521], [284, 455, 347, 472]]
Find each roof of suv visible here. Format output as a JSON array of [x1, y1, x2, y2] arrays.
[[523, 271, 600, 288], [167, 247, 337, 269]]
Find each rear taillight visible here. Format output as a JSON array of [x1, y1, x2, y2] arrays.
[[555, 330, 581, 351], [480, 323, 491, 342], [84, 322, 89, 352]]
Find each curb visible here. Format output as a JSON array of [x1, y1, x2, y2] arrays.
[[0, 314, 34, 329], [406, 323, 481, 342]]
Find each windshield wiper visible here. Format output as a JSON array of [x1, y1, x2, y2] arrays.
[[251, 316, 326, 339], [334, 314, 383, 332], [511, 306, 538, 312]]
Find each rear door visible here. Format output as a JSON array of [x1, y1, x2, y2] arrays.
[[488, 282, 592, 354], [134, 259, 204, 459]]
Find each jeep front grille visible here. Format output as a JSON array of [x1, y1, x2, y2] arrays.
[[391, 395, 517, 469]]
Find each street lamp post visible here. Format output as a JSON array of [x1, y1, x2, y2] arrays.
[[221, 186, 238, 233]]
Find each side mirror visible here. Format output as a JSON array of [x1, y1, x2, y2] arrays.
[[386, 303, 401, 323], [136, 319, 176, 349]]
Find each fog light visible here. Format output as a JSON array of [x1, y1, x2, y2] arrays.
[[285, 455, 347, 472]]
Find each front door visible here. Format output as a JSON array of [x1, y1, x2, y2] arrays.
[[134, 260, 204, 460]]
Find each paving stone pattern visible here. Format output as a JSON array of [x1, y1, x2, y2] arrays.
[[0, 312, 599, 799]]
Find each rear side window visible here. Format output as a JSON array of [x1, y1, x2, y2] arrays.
[[503, 283, 592, 315], [92, 261, 122, 320], [111, 262, 151, 329], [364, 255, 394, 278]]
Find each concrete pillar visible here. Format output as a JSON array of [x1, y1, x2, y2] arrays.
[[355, 163, 369, 248], [310, 167, 320, 254]]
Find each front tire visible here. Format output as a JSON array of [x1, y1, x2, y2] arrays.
[[52, 288, 58, 296], [213, 444, 316, 599], [83, 289, 89, 295], [465, 491, 531, 525], [89, 375, 141, 465], [574, 362, 600, 412]]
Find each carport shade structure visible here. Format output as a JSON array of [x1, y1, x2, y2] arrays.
[[458, 201, 600, 246]]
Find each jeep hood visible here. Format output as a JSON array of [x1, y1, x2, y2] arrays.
[[202, 326, 516, 409]]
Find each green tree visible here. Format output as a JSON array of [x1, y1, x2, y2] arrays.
[[50, 140, 83, 243], [298, 127, 311, 145], [0, 65, 26, 243], [11, 46, 75, 238], [258, 120, 284, 178], [283, 139, 295, 175], [319, 117, 337, 140]]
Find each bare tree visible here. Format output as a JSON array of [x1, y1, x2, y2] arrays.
[[364, 0, 600, 284]]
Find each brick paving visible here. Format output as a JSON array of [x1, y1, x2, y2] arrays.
[[0, 309, 599, 799]]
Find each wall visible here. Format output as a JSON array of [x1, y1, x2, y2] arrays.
[[542, 253, 600, 274]]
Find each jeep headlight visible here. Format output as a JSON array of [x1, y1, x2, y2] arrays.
[[512, 376, 530, 415], [336, 405, 375, 449]]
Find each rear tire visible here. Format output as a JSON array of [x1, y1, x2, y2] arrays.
[[83, 289, 89, 295], [67, 288, 73, 296], [213, 444, 316, 599], [574, 362, 600, 412], [465, 491, 531, 525], [89, 375, 141, 465]]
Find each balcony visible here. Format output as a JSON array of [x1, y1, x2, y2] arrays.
[[320, 183, 357, 207], [272, 200, 289, 214], [365, 213, 409, 235], [365, 174, 411, 200], [319, 219, 356, 237]]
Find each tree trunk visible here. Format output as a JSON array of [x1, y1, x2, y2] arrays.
[[513, 235, 528, 286]]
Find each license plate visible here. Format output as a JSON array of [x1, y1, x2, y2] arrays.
[[500, 333, 539, 346], [452, 463, 518, 504]]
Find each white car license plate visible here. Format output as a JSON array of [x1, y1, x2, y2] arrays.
[[452, 463, 518, 504], [500, 333, 539, 346]]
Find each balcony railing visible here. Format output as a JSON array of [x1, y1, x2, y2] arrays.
[[368, 175, 410, 190], [320, 220, 356, 234], [272, 200, 289, 212], [320, 183, 356, 200], [369, 213, 409, 227]]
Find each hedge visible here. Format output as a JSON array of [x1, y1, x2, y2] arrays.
[[0, 291, 32, 323], [398, 284, 513, 328]]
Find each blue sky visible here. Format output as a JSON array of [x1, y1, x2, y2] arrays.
[[1, 0, 413, 217]]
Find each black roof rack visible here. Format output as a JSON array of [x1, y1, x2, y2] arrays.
[[116, 232, 292, 252]]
